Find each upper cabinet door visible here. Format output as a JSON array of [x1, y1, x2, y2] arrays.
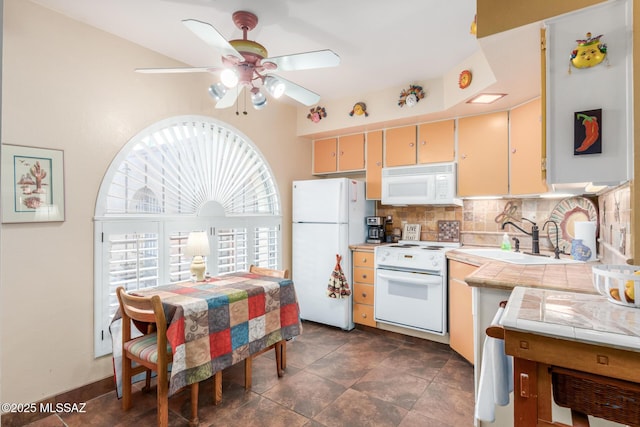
[[338, 133, 365, 171], [313, 138, 337, 174], [457, 111, 509, 197], [417, 120, 455, 164], [510, 98, 547, 195], [365, 130, 383, 200], [385, 125, 417, 167]]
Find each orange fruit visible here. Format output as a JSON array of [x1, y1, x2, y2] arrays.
[[610, 288, 621, 301], [624, 271, 640, 303]]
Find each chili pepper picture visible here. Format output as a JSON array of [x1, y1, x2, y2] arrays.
[[574, 109, 602, 155]]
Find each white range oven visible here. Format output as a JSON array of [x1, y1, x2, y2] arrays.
[[374, 240, 460, 335]]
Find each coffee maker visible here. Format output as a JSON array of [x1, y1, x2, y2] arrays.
[[366, 216, 385, 243]]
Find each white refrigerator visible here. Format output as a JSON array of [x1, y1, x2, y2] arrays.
[[292, 178, 374, 330]]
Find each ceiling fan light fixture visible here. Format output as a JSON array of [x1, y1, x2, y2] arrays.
[[264, 76, 286, 99], [220, 68, 239, 88], [208, 82, 227, 100], [251, 89, 267, 110]]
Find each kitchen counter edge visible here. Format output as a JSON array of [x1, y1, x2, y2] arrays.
[[447, 249, 598, 295]]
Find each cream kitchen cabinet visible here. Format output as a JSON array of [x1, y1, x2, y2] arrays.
[[417, 119, 455, 164], [337, 133, 365, 171], [510, 98, 547, 195], [384, 125, 417, 167], [365, 130, 383, 200], [457, 111, 509, 197], [352, 249, 376, 327], [313, 137, 337, 174], [448, 259, 476, 364], [313, 133, 365, 174]]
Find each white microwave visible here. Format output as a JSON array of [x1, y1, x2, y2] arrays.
[[381, 162, 462, 206]]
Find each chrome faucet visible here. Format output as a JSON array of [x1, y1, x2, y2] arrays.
[[502, 217, 540, 255]]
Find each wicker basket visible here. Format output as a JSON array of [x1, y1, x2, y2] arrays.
[[552, 367, 640, 426], [592, 265, 640, 308]]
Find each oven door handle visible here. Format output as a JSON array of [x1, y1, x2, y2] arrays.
[[377, 270, 439, 285]]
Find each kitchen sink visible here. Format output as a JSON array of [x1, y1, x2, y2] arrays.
[[456, 248, 584, 265]]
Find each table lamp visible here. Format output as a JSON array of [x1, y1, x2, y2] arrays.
[[185, 231, 210, 282]]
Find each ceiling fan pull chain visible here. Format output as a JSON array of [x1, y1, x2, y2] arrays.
[[243, 88, 247, 115], [235, 86, 240, 116]]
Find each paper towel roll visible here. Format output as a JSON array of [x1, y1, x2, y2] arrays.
[[574, 221, 597, 261]]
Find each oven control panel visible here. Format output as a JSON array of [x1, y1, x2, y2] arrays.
[[375, 247, 446, 273]]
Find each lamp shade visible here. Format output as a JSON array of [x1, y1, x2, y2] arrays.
[[220, 68, 239, 88], [185, 231, 210, 257], [251, 89, 267, 109], [264, 76, 285, 99], [209, 82, 227, 101]]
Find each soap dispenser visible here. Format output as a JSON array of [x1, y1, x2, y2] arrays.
[[501, 233, 512, 251]]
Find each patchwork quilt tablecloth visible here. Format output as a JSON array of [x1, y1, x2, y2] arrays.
[[111, 272, 302, 396]]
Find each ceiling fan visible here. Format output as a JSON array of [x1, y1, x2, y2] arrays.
[[136, 10, 340, 109]]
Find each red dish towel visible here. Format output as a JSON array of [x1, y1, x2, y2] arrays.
[[327, 254, 351, 298]]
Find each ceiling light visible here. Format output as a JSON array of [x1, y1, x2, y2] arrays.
[[251, 88, 267, 109], [220, 68, 239, 88], [264, 76, 285, 99], [466, 93, 507, 104], [208, 83, 227, 101]]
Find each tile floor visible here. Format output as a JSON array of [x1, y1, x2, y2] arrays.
[[24, 321, 475, 427]]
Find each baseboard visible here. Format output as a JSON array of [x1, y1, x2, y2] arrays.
[[0, 376, 115, 427]]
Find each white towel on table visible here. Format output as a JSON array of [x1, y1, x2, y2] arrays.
[[475, 307, 514, 423]]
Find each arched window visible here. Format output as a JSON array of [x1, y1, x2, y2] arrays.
[[93, 115, 282, 356]]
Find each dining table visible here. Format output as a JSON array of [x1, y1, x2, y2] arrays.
[[111, 271, 303, 400]]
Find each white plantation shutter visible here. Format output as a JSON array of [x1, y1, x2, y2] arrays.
[[217, 228, 248, 275], [94, 116, 282, 357], [254, 226, 280, 269]]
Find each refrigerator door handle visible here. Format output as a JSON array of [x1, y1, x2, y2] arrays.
[[337, 180, 344, 219]]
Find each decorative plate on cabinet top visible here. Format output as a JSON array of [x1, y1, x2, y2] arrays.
[[546, 196, 598, 252]]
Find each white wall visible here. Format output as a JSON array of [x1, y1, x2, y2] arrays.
[[1, 0, 312, 405]]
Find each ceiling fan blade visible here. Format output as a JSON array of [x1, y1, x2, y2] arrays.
[[136, 66, 221, 74], [182, 19, 243, 62], [214, 86, 243, 109], [263, 50, 340, 72], [276, 76, 320, 106]]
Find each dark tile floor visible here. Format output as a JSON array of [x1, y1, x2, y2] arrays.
[[25, 321, 475, 427]]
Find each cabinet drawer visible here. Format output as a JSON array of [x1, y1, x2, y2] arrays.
[[353, 251, 374, 267], [353, 303, 376, 327], [353, 267, 374, 284], [353, 283, 374, 305]]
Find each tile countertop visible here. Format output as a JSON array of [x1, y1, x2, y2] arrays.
[[349, 243, 389, 251], [501, 286, 640, 351], [447, 249, 598, 294]]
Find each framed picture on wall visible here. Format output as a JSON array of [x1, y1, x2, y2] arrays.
[[1, 144, 65, 223], [403, 223, 421, 241], [574, 108, 602, 155]]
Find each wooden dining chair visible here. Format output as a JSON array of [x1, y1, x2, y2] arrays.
[[244, 265, 289, 388], [116, 287, 199, 427]]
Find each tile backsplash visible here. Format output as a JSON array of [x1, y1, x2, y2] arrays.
[[377, 182, 632, 264], [597, 182, 632, 264]]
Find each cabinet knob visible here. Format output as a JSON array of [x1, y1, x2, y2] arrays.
[[340, 151, 344, 156], [421, 140, 427, 145], [362, 257, 367, 262], [331, 152, 336, 157], [409, 142, 415, 147], [361, 274, 367, 279], [512, 148, 517, 154], [361, 313, 367, 318], [461, 154, 467, 160], [376, 161, 382, 167], [362, 292, 367, 297]]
